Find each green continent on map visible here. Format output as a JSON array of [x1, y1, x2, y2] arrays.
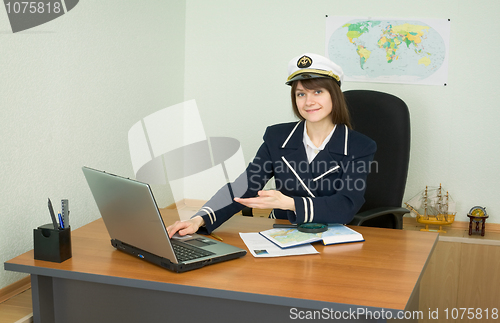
[[343, 21, 381, 43], [377, 23, 431, 64], [342, 21, 380, 68]]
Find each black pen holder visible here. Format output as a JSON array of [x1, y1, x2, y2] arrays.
[[34, 224, 72, 263]]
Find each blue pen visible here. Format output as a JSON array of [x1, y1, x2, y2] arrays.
[[58, 213, 64, 229]]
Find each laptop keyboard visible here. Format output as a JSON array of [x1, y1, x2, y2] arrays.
[[171, 240, 215, 262]]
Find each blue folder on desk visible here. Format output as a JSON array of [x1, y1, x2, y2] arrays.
[[82, 166, 246, 273]]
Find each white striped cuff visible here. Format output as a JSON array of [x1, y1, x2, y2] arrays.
[[200, 206, 216, 225], [302, 197, 314, 223]]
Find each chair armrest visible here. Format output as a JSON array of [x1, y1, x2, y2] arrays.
[[349, 207, 410, 229]]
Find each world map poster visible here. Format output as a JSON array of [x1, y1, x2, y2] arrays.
[[325, 17, 451, 85]]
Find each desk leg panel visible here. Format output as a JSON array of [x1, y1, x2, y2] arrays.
[[31, 275, 55, 323], [49, 277, 382, 323]]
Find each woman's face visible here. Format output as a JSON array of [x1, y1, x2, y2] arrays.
[[294, 81, 333, 126]]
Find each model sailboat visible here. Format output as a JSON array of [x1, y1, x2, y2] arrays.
[[405, 184, 456, 233]]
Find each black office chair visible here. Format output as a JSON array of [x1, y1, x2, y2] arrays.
[[344, 90, 411, 229]]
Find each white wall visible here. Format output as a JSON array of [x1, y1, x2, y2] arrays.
[[0, 1, 186, 289], [184, 0, 500, 223]]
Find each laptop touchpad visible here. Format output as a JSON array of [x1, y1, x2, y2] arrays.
[[186, 238, 216, 247]]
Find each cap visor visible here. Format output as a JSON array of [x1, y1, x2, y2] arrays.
[[286, 73, 339, 86]]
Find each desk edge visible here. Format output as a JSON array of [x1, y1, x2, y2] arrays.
[[4, 261, 407, 314]]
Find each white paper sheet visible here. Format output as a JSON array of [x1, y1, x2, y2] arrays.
[[239, 232, 319, 257]]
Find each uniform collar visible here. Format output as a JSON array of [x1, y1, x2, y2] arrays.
[[281, 120, 348, 156]]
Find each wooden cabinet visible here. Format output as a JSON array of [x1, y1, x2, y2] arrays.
[[405, 218, 500, 323]]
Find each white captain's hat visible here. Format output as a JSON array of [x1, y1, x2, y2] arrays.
[[286, 53, 344, 86]]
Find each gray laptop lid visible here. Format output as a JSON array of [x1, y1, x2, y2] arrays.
[[82, 167, 178, 263]]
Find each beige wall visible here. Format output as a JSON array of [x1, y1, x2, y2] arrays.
[[0, 0, 186, 289], [184, 0, 500, 224]]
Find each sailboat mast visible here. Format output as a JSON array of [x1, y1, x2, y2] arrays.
[[437, 184, 443, 214], [424, 186, 428, 217], [445, 191, 449, 212]]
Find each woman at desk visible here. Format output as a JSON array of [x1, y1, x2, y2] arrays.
[[167, 53, 376, 237]]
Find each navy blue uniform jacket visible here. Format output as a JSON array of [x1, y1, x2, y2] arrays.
[[194, 121, 377, 234]]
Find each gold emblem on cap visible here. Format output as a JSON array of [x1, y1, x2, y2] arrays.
[[297, 55, 312, 68]]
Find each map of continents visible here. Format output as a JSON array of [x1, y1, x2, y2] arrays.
[[327, 19, 447, 84]]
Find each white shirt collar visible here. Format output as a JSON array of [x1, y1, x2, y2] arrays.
[[303, 123, 336, 163]]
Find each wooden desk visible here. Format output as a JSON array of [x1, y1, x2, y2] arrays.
[[5, 210, 438, 323]]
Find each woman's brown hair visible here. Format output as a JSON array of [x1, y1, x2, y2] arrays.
[[291, 78, 352, 129]]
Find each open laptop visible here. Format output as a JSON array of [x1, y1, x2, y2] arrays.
[[82, 166, 246, 273]]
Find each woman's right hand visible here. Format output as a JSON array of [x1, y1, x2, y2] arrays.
[[166, 216, 205, 238]]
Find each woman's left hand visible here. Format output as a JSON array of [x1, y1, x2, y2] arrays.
[[234, 190, 295, 211]]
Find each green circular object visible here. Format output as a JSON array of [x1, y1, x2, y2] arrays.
[[298, 223, 328, 233]]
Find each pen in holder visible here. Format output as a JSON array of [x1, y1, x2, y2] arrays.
[[34, 224, 72, 263]]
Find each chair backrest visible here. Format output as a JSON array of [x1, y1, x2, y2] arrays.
[[343, 90, 411, 214]]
